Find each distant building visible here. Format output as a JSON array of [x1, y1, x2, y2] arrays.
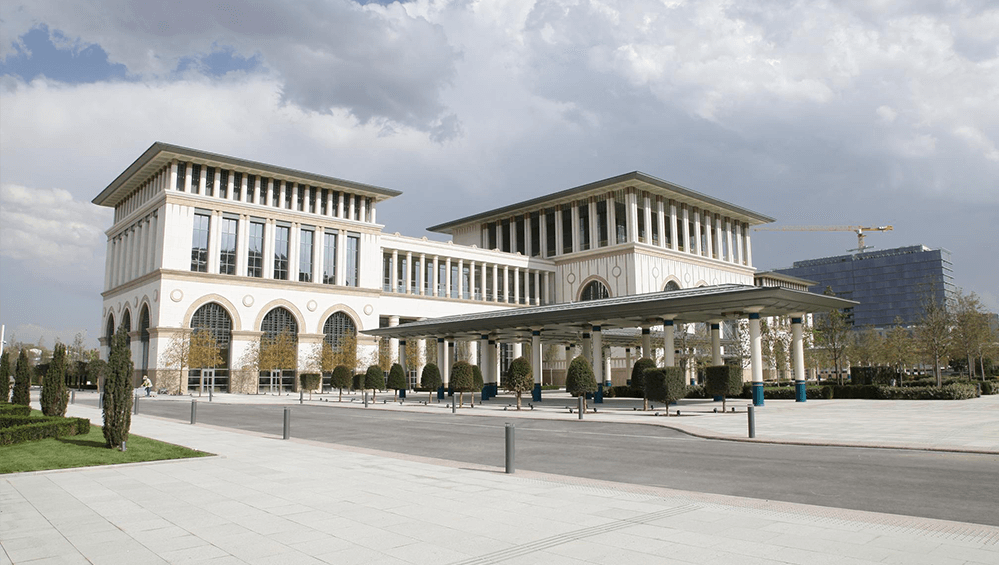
[[776, 245, 954, 328]]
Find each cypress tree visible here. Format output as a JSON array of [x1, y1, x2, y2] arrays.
[[387, 363, 407, 400], [12, 349, 31, 406], [421, 363, 441, 402], [450, 361, 474, 407], [565, 356, 597, 412], [0, 350, 11, 403], [330, 365, 352, 401], [103, 325, 133, 449], [504, 356, 533, 410], [364, 365, 384, 401], [630, 357, 657, 411], [41, 343, 69, 416]]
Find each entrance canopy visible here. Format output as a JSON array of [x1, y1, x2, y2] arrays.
[[363, 284, 856, 343]]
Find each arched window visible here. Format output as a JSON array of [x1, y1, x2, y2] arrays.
[[664, 280, 681, 292], [105, 314, 115, 345], [260, 307, 298, 393], [121, 310, 132, 347], [323, 312, 356, 349], [190, 302, 233, 393], [139, 306, 150, 373], [580, 280, 610, 301]]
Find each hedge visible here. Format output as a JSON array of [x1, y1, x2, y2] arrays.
[[738, 384, 832, 400], [828, 384, 978, 400], [1, 414, 91, 446], [980, 381, 999, 395], [850, 366, 899, 386], [0, 403, 32, 416]]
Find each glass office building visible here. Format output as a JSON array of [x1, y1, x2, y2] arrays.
[[776, 245, 954, 328]]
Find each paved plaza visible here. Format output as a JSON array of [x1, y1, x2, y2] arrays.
[[2, 393, 998, 564]]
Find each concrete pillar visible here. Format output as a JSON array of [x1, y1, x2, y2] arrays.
[[582, 332, 592, 364], [438, 338, 449, 387], [625, 348, 632, 372], [405, 252, 412, 294], [749, 312, 764, 406], [710, 321, 722, 366], [592, 326, 606, 386], [792, 314, 806, 402], [682, 206, 691, 253], [390, 250, 398, 292], [664, 318, 675, 367], [531, 330, 542, 400], [389, 316, 399, 365], [641, 327, 652, 359]]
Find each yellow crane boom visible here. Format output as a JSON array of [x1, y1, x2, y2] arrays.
[[751, 225, 893, 251]]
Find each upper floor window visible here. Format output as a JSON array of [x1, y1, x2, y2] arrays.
[[176, 163, 187, 191], [651, 206, 660, 246], [345, 233, 360, 287], [190, 164, 202, 194], [487, 222, 497, 249], [247, 220, 264, 278], [614, 193, 627, 244], [205, 167, 215, 197], [297, 185, 306, 212], [246, 175, 255, 203], [191, 212, 210, 272], [501, 219, 511, 252], [580, 280, 610, 301], [274, 224, 290, 280], [516, 216, 526, 255], [233, 172, 242, 201], [578, 200, 590, 251], [323, 230, 337, 284], [596, 199, 608, 247], [530, 213, 540, 257], [220, 216, 237, 275], [545, 209, 556, 257], [637, 196, 647, 243], [299, 228, 314, 282], [561, 207, 573, 254], [284, 182, 293, 210], [219, 170, 229, 199]]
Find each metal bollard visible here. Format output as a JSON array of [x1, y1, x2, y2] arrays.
[[133, 396, 139, 415], [748, 405, 756, 438], [578, 395, 584, 420], [452, 399, 456, 414], [190, 400, 197, 424], [363, 392, 368, 407], [209, 387, 213, 402], [505, 423, 515, 474], [71, 390, 75, 404], [283, 407, 291, 440], [300, 390, 304, 404]]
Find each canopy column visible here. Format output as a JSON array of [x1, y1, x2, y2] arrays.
[[437, 337, 449, 399], [749, 311, 764, 406], [531, 329, 543, 401], [592, 326, 606, 386], [792, 314, 807, 402], [641, 326, 652, 359], [664, 317, 676, 367], [710, 321, 722, 366], [582, 332, 592, 364], [479, 334, 491, 399]]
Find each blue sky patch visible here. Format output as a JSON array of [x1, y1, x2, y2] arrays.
[[175, 47, 262, 78], [0, 26, 130, 83]]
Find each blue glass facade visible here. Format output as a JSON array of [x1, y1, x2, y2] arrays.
[[776, 245, 954, 328]]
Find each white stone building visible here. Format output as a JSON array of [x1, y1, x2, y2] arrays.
[[94, 143, 775, 394]]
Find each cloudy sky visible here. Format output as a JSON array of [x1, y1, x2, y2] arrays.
[[1, 0, 997, 348]]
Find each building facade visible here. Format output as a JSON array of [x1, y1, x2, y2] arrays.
[[94, 143, 774, 393], [776, 245, 954, 328]]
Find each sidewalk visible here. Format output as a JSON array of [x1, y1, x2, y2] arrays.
[[2, 402, 997, 565], [134, 388, 999, 453]]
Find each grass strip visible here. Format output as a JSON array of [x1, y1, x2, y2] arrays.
[[0, 418, 212, 474]]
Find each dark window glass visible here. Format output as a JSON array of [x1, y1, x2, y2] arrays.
[[487, 222, 497, 249], [274, 225, 289, 280], [323, 231, 337, 284], [578, 201, 590, 251], [688, 220, 696, 251], [297, 185, 305, 212], [246, 175, 255, 203], [580, 280, 610, 301], [615, 195, 627, 244], [190, 164, 201, 194], [220, 217, 237, 275], [190, 302, 233, 393], [319, 188, 327, 215], [323, 312, 356, 349], [664, 206, 672, 247], [299, 229, 313, 282], [345, 234, 360, 286], [545, 210, 556, 256], [191, 213, 210, 272], [219, 170, 229, 199], [502, 220, 511, 252], [596, 200, 608, 247], [383, 253, 393, 292], [205, 167, 215, 197], [676, 215, 685, 251], [233, 172, 242, 201], [516, 217, 526, 254], [530, 213, 540, 257], [354, 195, 361, 220], [637, 198, 646, 243], [247, 221, 264, 277], [139, 306, 150, 371], [561, 207, 573, 254], [284, 182, 293, 209], [651, 208, 660, 246], [176, 163, 186, 191]]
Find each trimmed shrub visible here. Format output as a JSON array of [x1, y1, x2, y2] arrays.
[[12, 349, 31, 406], [504, 357, 534, 410], [331, 365, 352, 400], [387, 363, 407, 399], [421, 363, 442, 402], [0, 404, 32, 416], [352, 373, 363, 390], [644, 367, 686, 411], [851, 366, 900, 386], [451, 361, 475, 406], [1, 414, 91, 446], [685, 384, 708, 399], [630, 358, 657, 410], [0, 351, 11, 402], [704, 365, 743, 412], [980, 381, 999, 395], [102, 325, 133, 450], [565, 356, 597, 410], [299, 373, 321, 400], [364, 365, 384, 399], [41, 343, 70, 417], [472, 365, 484, 392]]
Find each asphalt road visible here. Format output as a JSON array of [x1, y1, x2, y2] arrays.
[[108, 398, 999, 526]]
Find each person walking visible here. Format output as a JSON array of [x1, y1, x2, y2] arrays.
[[141, 375, 152, 397]]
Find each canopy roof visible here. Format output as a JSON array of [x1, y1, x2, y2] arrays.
[[363, 284, 856, 344]]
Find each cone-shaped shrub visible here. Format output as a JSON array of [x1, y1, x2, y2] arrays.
[[102, 325, 133, 449], [41, 343, 69, 416], [565, 356, 597, 411], [451, 361, 475, 406], [12, 349, 32, 406], [0, 351, 11, 403], [631, 357, 657, 410], [364, 365, 384, 400], [704, 365, 743, 412], [505, 356, 533, 410], [387, 363, 407, 399], [331, 365, 352, 401], [421, 363, 441, 402]]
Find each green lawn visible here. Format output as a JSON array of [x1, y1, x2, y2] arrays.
[[1, 418, 213, 474]]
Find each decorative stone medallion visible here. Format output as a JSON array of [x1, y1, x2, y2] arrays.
[[307, 300, 318, 312], [611, 265, 622, 278], [242, 295, 254, 307], [364, 304, 374, 315], [566, 272, 576, 284], [170, 289, 183, 302]]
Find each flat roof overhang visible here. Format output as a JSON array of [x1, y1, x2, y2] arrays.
[[363, 284, 857, 343]]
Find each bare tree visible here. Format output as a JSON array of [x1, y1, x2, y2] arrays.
[[952, 290, 990, 380], [914, 288, 953, 388], [883, 319, 915, 383], [814, 308, 851, 385]]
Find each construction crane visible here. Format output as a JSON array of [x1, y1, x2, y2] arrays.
[[751, 225, 893, 252]]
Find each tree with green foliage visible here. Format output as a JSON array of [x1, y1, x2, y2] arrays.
[[364, 365, 384, 400], [952, 290, 990, 380], [504, 356, 533, 410], [472, 364, 484, 393], [0, 350, 11, 403], [644, 367, 686, 414], [630, 357, 657, 410], [331, 365, 352, 401], [41, 342, 69, 416], [450, 361, 475, 407], [102, 325, 133, 450], [883, 319, 915, 383], [12, 349, 32, 406], [565, 356, 597, 412], [387, 363, 407, 400], [849, 326, 884, 368], [88, 359, 107, 392], [814, 304, 851, 385], [704, 365, 743, 412], [421, 363, 441, 402], [914, 288, 953, 387], [299, 373, 321, 400]]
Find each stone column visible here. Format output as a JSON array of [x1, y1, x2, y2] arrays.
[[693, 208, 702, 256], [744, 224, 753, 267], [418, 253, 426, 295], [554, 206, 563, 255], [710, 321, 722, 366], [405, 252, 413, 294], [445, 257, 452, 298], [626, 190, 638, 242], [681, 206, 690, 253], [570, 202, 580, 253], [532, 329, 542, 400], [492, 263, 499, 301], [389, 316, 400, 365], [792, 314, 806, 402], [643, 194, 652, 244], [641, 327, 652, 359], [749, 312, 764, 406], [656, 198, 667, 248], [589, 199, 598, 249], [607, 196, 617, 244], [513, 267, 520, 304], [438, 338, 449, 388], [534, 271, 541, 305], [592, 326, 606, 386], [457, 259, 464, 299], [582, 332, 592, 364]]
